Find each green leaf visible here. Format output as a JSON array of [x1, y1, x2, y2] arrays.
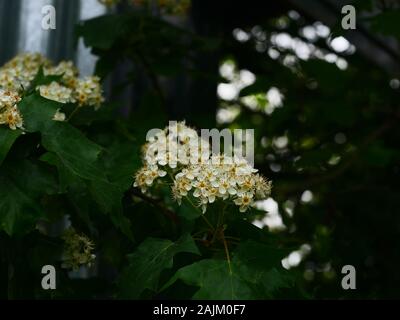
[[42, 123, 105, 181], [163, 240, 293, 299], [3, 159, 58, 197], [17, 93, 61, 132], [40, 152, 94, 226], [100, 135, 142, 190], [18, 94, 105, 181], [233, 241, 294, 297], [89, 180, 134, 240], [75, 14, 133, 50], [18, 94, 131, 237], [41, 152, 133, 239], [0, 127, 22, 165], [163, 259, 254, 299], [176, 201, 201, 221], [40, 152, 81, 193], [0, 177, 41, 236], [29, 66, 64, 89], [117, 234, 199, 298], [0, 160, 58, 235]]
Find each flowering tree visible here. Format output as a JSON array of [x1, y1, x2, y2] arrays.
[[0, 55, 296, 299]]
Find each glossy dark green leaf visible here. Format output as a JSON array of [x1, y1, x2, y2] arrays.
[[75, 14, 133, 50], [163, 240, 293, 299], [0, 127, 22, 165], [0, 160, 58, 235], [117, 234, 199, 298], [29, 66, 64, 90]]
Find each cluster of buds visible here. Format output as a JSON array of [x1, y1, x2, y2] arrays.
[[0, 53, 105, 130], [134, 121, 272, 213], [61, 228, 96, 271]]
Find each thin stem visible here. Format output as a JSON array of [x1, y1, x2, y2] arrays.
[[67, 105, 80, 122], [185, 197, 214, 231], [130, 188, 179, 224], [167, 171, 175, 183], [221, 230, 232, 275], [211, 203, 227, 243], [224, 236, 240, 241], [200, 215, 215, 232], [192, 229, 209, 237]]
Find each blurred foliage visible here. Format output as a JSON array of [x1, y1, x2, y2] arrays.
[[1, 0, 400, 299]]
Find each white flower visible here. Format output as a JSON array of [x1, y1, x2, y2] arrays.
[[38, 82, 74, 104], [133, 121, 272, 213], [0, 106, 24, 130], [234, 192, 254, 212], [0, 89, 21, 110], [133, 164, 167, 192], [44, 60, 79, 87], [0, 53, 51, 92], [53, 109, 66, 122], [74, 76, 104, 109], [0, 53, 105, 110]]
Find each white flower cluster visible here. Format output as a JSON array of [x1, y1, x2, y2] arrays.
[[0, 53, 104, 108], [0, 53, 51, 91], [134, 122, 271, 213], [0, 53, 105, 130], [39, 81, 74, 104], [0, 89, 23, 130], [74, 76, 104, 110], [143, 121, 210, 168]]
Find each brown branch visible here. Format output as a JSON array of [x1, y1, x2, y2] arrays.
[[129, 188, 179, 225]]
